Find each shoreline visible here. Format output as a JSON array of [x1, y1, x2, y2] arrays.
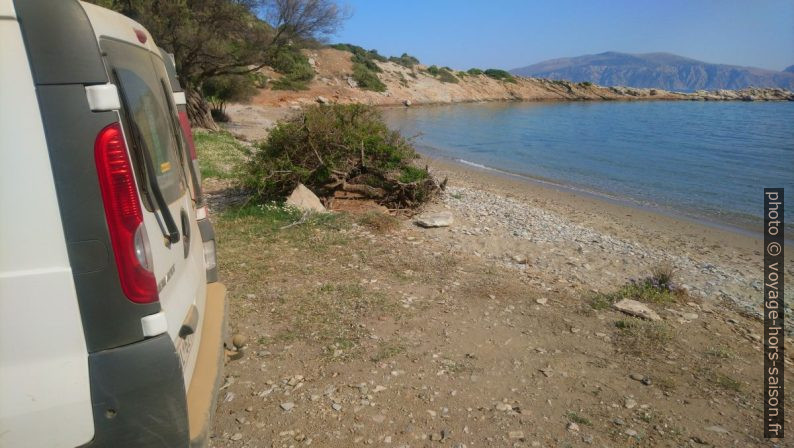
[[423, 152, 772, 243], [419, 154, 793, 326]]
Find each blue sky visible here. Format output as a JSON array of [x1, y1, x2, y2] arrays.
[[332, 0, 794, 71]]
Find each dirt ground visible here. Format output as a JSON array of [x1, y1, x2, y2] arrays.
[[206, 175, 791, 447]]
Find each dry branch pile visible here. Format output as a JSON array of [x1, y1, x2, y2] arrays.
[[244, 104, 443, 208]]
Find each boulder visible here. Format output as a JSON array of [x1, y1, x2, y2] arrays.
[[414, 211, 453, 228], [316, 96, 329, 104], [613, 299, 661, 321], [286, 183, 327, 213], [403, 99, 412, 107], [346, 77, 358, 88]]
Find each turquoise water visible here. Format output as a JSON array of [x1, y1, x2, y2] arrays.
[[383, 101, 794, 234]]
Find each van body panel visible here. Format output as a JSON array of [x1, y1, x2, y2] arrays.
[[80, 1, 159, 54], [0, 0, 15, 17], [0, 14, 94, 447], [12, 0, 107, 85]]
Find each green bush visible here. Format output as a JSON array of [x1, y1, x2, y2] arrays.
[[399, 165, 430, 183], [580, 81, 593, 87], [484, 68, 516, 83], [467, 68, 483, 75], [424, 65, 458, 83], [244, 104, 439, 208], [202, 74, 258, 121], [268, 46, 314, 91], [388, 53, 420, 68], [437, 69, 458, 83], [331, 43, 386, 72], [352, 63, 386, 92]]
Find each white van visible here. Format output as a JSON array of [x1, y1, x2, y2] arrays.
[[0, 1, 226, 447]]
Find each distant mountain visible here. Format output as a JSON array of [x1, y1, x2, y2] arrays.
[[510, 52, 794, 91], [784, 65, 794, 73]]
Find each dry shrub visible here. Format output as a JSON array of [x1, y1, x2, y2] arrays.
[[244, 104, 442, 208]]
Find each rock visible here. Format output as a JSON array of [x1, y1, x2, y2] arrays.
[[536, 297, 548, 305], [415, 211, 454, 228], [567, 422, 580, 432], [308, 57, 316, 67], [625, 429, 638, 437], [508, 431, 524, 439], [372, 414, 386, 423], [624, 398, 637, 409], [280, 402, 295, 411], [682, 312, 698, 320], [403, 99, 412, 107], [613, 418, 625, 426], [512, 254, 528, 264], [230, 433, 243, 441], [286, 183, 327, 213], [231, 334, 247, 349], [641, 378, 652, 386], [613, 299, 661, 321], [332, 403, 342, 411], [316, 96, 329, 104], [347, 77, 358, 88], [540, 366, 553, 377], [495, 403, 512, 412], [429, 433, 443, 441], [629, 373, 644, 382], [704, 425, 729, 434]]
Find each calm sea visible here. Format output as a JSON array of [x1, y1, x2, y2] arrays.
[[383, 101, 794, 236]]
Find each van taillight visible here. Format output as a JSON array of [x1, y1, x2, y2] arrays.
[[177, 110, 197, 161], [94, 123, 158, 304]]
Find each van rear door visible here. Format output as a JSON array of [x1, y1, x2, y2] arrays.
[[100, 37, 207, 387]]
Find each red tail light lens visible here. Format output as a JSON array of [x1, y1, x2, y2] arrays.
[[94, 123, 158, 304], [177, 110, 197, 161]]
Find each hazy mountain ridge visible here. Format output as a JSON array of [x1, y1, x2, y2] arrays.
[[511, 52, 794, 91]]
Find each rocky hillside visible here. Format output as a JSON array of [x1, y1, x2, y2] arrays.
[[247, 48, 793, 111], [510, 51, 794, 91], [785, 65, 794, 73]]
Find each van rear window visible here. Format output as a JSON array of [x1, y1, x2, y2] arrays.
[[101, 39, 185, 207]]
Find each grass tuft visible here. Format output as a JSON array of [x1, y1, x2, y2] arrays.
[[193, 129, 249, 179], [357, 211, 400, 233], [566, 412, 592, 426]]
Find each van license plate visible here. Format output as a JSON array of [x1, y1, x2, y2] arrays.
[[176, 334, 194, 371]]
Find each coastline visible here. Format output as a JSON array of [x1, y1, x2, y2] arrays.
[[425, 152, 771, 242], [418, 154, 793, 325]]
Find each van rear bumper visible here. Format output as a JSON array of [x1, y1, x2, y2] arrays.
[[79, 283, 226, 448], [187, 282, 228, 448]]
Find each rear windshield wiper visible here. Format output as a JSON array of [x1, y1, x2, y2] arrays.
[[113, 70, 180, 245]]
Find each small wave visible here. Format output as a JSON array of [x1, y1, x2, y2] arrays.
[[456, 159, 493, 171]]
